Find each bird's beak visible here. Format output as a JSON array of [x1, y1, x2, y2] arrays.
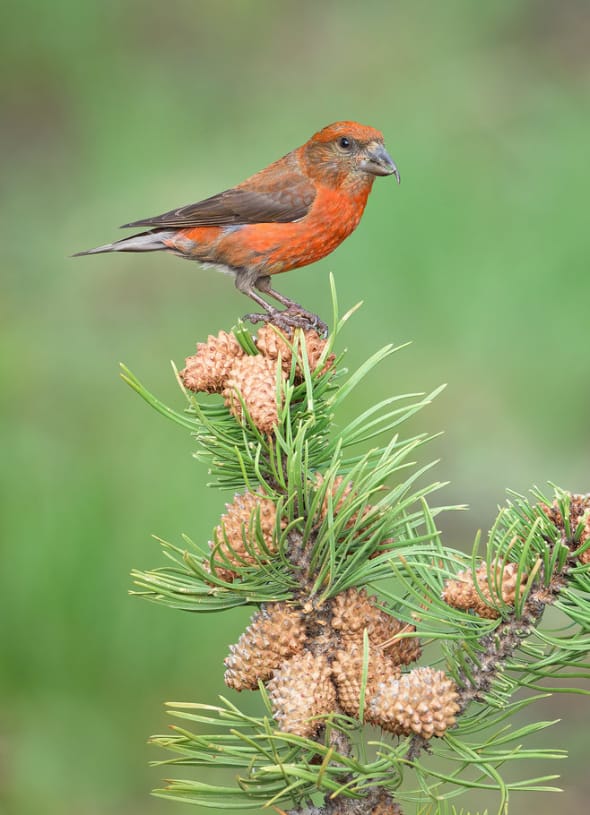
[[361, 143, 400, 182]]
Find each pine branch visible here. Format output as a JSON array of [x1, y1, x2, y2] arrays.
[[125, 284, 590, 815]]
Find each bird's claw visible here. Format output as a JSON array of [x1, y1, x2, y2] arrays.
[[243, 311, 271, 326], [244, 308, 328, 337], [284, 305, 328, 337]]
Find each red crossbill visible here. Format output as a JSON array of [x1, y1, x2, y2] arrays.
[[75, 121, 399, 333]]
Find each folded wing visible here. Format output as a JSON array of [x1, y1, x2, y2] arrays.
[[121, 175, 316, 229]]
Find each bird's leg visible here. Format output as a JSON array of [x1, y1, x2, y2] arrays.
[[254, 276, 328, 336], [234, 273, 286, 326], [241, 287, 282, 322]]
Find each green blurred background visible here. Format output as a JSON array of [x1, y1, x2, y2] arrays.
[[1, 1, 589, 813]]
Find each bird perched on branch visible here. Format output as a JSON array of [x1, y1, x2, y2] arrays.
[[74, 121, 399, 334]]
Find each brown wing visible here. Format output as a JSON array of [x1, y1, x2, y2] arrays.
[[120, 167, 316, 229]]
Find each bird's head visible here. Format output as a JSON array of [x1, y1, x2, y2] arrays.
[[302, 121, 400, 188]]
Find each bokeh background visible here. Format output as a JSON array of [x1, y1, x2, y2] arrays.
[[2, 1, 589, 813]]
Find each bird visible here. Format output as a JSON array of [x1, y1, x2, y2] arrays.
[[74, 121, 399, 334]]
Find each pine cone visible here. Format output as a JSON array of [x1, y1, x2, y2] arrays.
[[370, 666, 459, 739], [317, 474, 354, 519], [210, 491, 279, 581], [224, 603, 307, 690], [314, 474, 382, 545], [442, 561, 527, 619], [374, 615, 422, 666], [267, 651, 336, 738], [370, 790, 403, 815], [332, 644, 401, 724], [331, 587, 383, 643], [256, 325, 335, 379], [223, 354, 284, 433], [180, 330, 244, 393], [331, 588, 421, 665], [540, 494, 590, 564]]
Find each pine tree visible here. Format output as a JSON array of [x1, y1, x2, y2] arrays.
[[123, 281, 590, 815]]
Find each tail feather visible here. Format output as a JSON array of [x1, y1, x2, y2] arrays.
[[73, 229, 174, 257]]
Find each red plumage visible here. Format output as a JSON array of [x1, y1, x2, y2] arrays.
[[75, 121, 399, 332]]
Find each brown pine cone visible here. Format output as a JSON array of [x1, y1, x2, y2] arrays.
[[316, 474, 354, 519], [331, 588, 382, 644], [210, 490, 279, 581], [314, 474, 382, 546], [372, 614, 422, 666], [223, 354, 284, 433], [224, 603, 307, 690], [332, 644, 401, 724], [267, 651, 336, 738], [540, 494, 590, 564], [180, 330, 244, 393], [256, 325, 335, 379], [370, 666, 459, 739], [442, 561, 528, 619], [370, 790, 403, 815], [331, 588, 421, 665]]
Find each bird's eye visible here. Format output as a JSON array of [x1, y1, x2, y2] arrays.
[[338, 136, 352, 150]]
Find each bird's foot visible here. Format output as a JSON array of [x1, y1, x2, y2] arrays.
[[243, 310, 274, 327], [284, 305, 329, 337], [244, 307, 328, 337]]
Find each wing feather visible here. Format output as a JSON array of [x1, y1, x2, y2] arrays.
[[121, 168, 315, 229]]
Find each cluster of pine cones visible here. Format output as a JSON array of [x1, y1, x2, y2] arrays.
[[206, 481, 459, 741], [442, 494, 590, 620], [180, 325, 334, 433], [181, 325, 463, 742], [208, 476, 375, 582], [225, 587, 459, 741]]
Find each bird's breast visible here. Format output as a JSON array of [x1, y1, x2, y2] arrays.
[[172, 185, 372, 276], [240, 187, 371, 274]]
